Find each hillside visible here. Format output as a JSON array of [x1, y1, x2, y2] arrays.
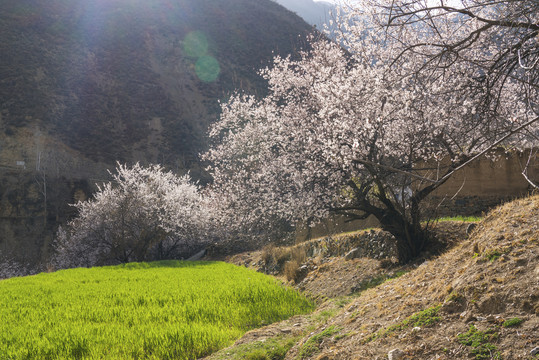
[[0, 0, 315, 265], [0, 0, 314, 165], [205, 196, 539, 359]]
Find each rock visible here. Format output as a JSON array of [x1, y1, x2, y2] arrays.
[[295, 265, 309, 283], [186, 248, 206, 261], [345, 248, 360, 260], [466, 223, 477, 237], [281, 328, 292, 334], [388, 349, 405, 360], [442, 297, 467, 314], [477, 295, 507, 314], [460, 311, 477, 322], [531, 347, 539, 356]]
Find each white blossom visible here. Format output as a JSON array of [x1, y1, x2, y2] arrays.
[[203, 0, 538, 262], [53, 163, 213, 268]]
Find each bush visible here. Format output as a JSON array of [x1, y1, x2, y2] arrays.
[[53, 163, 213, 268], [502, 317, 523, 328], [284, 260, 300, 282], [262, 245, 307, 277]]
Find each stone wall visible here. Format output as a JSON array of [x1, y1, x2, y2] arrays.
[[0, 167, 93, 266], [297, 151, 539, 241], [296, 229, 397, 260]]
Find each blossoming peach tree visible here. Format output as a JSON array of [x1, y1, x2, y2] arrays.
[[53, 163, 212, 268], [204, 1, 538, 263], [369, 0, 539, 187]]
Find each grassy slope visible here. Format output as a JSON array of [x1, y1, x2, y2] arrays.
[[207, 196, 538, 359], [0, 261, 313, 360], [289, 196, 539, 359]]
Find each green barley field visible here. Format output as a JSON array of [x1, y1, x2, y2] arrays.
[[0, 261, 314, 359]]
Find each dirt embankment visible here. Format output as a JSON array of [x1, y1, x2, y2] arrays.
[[206, 196, 539, 360]]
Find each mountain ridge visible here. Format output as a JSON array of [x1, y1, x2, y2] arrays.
[[274, 0, 336, 29]]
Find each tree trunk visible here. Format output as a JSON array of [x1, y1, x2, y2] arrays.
[[378, 212, 426, 264]]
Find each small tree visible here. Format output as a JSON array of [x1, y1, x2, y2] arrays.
[[204, 3, 538, 263], [53, 163, 212, 268]]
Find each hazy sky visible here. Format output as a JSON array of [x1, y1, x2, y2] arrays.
[[314, 0, 462, 5], [313, 0, 346, 3]]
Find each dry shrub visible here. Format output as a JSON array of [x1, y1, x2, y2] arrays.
[[275, 248, 291, 268], [284, 260, 300, 282], [261, 245, 276, 266], [264, 246, 289, 267], [290, 246, 307, 265], [262, 245, 307, 275]]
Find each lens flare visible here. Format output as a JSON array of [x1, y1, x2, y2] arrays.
[[183, 31, 208, 58], [195, 56, 220, 83]]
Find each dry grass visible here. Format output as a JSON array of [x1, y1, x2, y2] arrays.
[[284, 260, 300, 282], [261, 245, 307, 276], [215, 196, 539, 359], [283, 195, 539, 359]]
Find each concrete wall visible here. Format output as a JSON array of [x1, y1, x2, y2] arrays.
[[433, 150, 538, 197]]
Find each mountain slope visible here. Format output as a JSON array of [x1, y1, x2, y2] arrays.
[[291, 196, 538, 359], [274, 0, 335, 29], [0, 0, 314, 166], [0, 0, 315, 264]]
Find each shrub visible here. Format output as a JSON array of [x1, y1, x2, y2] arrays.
[[457, 325, 501, 360], [502, 317, 523, 328], [284, 260, 300, 282], [262, 245, 307, 276], [53, 163, 213, 268]]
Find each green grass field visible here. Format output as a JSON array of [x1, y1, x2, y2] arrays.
[[0, 261, 314, 360]]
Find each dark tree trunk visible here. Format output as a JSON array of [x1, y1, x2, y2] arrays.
[[377, 209, 427, 264], [342, 166, 441, 264]]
